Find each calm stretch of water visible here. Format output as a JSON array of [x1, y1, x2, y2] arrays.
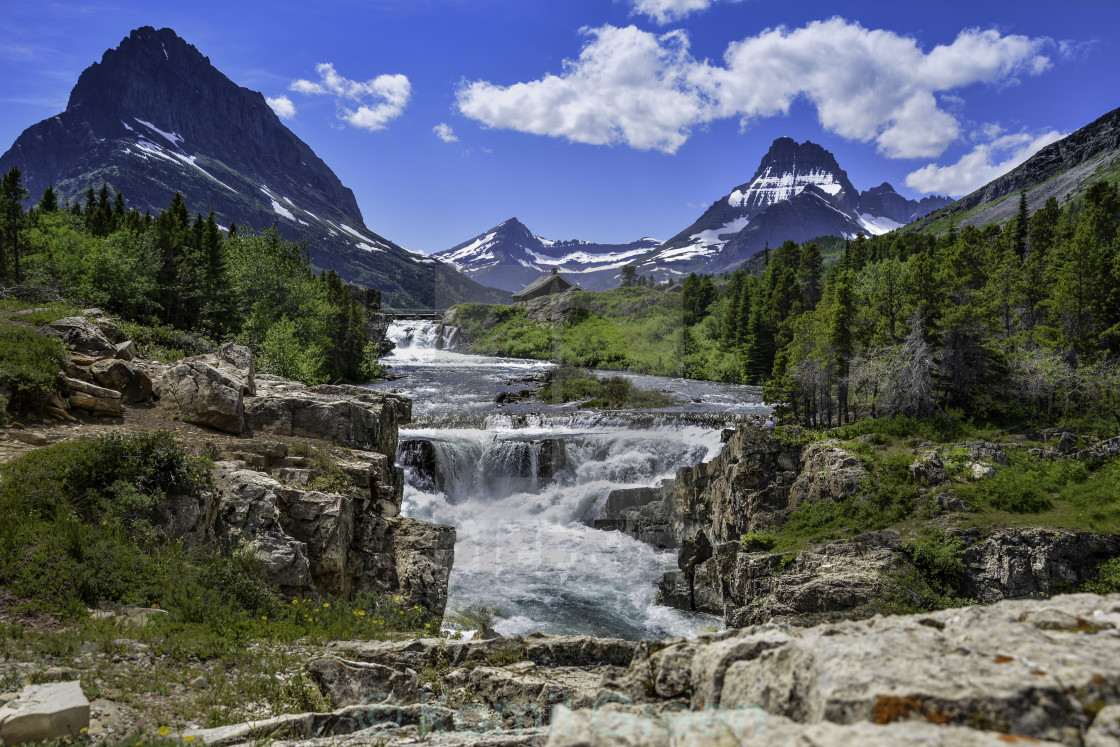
[[369, 320, 770, 640]]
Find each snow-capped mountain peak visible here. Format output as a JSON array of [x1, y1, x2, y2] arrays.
[[635, 137, 950, 277], [434, 218, 662, 292]]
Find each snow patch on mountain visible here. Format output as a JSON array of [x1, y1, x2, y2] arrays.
[[127, 138, 236, 192], [270, 199, 294, 221], [856, 212, 904, 236], [692, 216, 750, 249], [729, 166, 843, 208], [134, 117, 183, 147]]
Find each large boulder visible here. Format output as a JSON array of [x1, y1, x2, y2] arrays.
[[244, 384, 410, 454], [41, 316, 116, 358], [89, 359, 153, 403], [0, 681, 90, 744], [179, 342, 255, 396], [789, 440, 867, 506], [601, 593, 1120, 746], [159, 359, 244, 434]]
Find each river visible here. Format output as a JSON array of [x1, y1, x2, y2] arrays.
[[369, 320, 771, 640]]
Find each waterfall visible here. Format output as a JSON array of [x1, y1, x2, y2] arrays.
[[372, 319, 770, 640]]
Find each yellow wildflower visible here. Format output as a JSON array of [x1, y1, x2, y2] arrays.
[[184, 737, 196, 743], [157, 726, 170, 736]]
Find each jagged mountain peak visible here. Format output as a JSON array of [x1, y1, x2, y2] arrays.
[[727, 137, 858, 215], [0, 26, 507, 308], [863, 182, 899, 196]]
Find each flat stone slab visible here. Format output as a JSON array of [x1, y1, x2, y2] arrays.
[[0, 680, 90, 744]]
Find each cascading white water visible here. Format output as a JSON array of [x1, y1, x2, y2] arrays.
[[372, 320, 770, 639]]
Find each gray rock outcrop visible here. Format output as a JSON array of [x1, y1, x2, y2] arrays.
[[245, 382, 410, 455], [163, 458, 455, 620], [960, 529, 1120, 603], [42, 316, 117, 358]]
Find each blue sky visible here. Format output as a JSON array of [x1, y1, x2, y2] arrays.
[[1, 1, 1118, 253]]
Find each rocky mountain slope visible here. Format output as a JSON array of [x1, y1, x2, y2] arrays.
[[912, 104, 1120, 233], [637, 138, 951, 277], [433, 217, 661, 292], [0, 26, 505, 309]]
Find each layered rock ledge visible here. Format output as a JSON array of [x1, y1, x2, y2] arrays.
[[175, 593, 1120, 746]]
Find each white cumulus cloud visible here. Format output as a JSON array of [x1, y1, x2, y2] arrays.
[[904, 129, 1065, 196], [290, 63, 410, 132], [631, 0, 737, 24], [433, 123, 459, 142], [266, 95, 297, 120], [456, 19, 1052, 158]]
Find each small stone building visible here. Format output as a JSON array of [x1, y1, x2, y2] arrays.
[[511, 268, 580, 302]]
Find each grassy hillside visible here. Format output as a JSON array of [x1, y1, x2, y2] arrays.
[[447, 287, 727, 379]]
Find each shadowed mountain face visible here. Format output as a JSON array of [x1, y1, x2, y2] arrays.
[[633, 137, 951, 277], [433, 218, 662, 292], [0, 26, 505, 308]]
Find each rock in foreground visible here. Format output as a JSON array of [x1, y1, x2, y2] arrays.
[[176, 594, 1120, 746]]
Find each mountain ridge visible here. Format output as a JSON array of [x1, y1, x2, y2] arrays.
[[911, 104, 1120, 233], [434, 217, 661, 291]]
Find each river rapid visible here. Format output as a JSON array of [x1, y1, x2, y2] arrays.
[[369, 320, 771, 640]]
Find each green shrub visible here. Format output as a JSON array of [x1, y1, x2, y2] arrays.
[[116, 320, 217, 363], [741, 530, 777, 552], [1082, 557, 1120, 594], [902, 527, 966, 593], [0, 323, 67, 414], [538, 367, 680, 409]]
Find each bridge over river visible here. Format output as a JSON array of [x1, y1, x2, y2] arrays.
[[383, 309, 446, 321]]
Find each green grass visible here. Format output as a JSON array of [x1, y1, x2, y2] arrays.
[[449, 289, 720, 379], [0, 299, 85, 326]]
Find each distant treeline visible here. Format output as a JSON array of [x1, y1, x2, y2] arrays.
[[0, 168, 378, 384], [679, 181, 1120, 429]]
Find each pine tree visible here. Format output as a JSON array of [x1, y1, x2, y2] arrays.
[[0, 167, 29, 281], [1012, 190, 1029, 259], [200, 210, 235, 335], [828, 270, 856, 423], [38, 185, 58, 213], [720, 270, 746, 349], [797, 241, 823, 310]]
